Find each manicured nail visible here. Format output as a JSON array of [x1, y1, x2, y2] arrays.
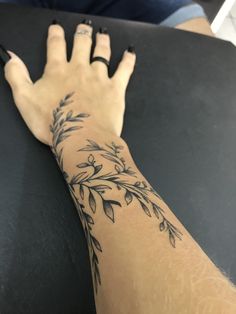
[[51, 19, 59, 25], [99, 27, 108, 34], [82, 19, 92, 26], [127, 45, 135, 54], [0, 44, 11, 67]]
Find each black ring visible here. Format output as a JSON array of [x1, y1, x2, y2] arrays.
[[91, 56, 110, 67]]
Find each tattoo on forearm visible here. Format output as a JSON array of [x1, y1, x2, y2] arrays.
[[49, 93, 183, 293]]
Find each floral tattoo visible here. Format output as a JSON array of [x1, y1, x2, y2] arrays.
[[49, 93, 183, 293]]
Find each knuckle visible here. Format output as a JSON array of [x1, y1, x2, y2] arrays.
[[51, 58, 64, 65], [75, 34, 92, 44], [4, 59, 18, 75], [45, 62, 66, 74], [97, 33, 109, 42], [48, 35, 64, 45], [110, 80, 122, 92], [112, 73, 128, 88], [14, 88, 30, 102], [97, 43, 110, 54], [76, 62, 87, 71], [123, 58, 134, 69], [92, 69, 105, 81], [4, 65, 12, 80]]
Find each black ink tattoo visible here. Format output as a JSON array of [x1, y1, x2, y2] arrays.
[[49, 93, 183, 293]]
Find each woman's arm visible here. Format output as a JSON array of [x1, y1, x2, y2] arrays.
[[48, 92, 236, 313], [2, 20, 236, 313]]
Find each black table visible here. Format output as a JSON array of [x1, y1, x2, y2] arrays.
[[0, 3, 236, 314]]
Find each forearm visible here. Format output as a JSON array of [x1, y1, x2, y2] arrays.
[[4, 17, 234, 313], [49, 94, 236, 313]]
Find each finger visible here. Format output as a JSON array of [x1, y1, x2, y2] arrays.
[[4, 51, 33, 127], [70, 20, 93, 65], [112, 46, 136, 90], [4, 50, 33, 93], [47, 22, 67, 65], [91, 28, 111, 75]]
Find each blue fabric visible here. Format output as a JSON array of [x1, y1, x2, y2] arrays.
[[160, 3, 206, 27], [0, 0, 201, 25]]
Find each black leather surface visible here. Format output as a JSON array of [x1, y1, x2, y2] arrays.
[[0, 3, 236, 314]]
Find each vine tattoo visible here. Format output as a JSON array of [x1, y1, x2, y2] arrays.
[[49, 93, 183, 293]]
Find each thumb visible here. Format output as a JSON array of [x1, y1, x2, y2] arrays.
[[4, 50, 33, 94]]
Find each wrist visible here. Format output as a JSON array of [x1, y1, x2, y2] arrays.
[[45, 91, 125, 146], [48, 109, 124, 148]]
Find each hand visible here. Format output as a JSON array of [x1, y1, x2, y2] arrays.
[[3, 20, 136, 145]]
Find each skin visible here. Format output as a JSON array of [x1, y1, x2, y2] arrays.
[[2, 22, 236, 313], [176, 17, 214, 36]]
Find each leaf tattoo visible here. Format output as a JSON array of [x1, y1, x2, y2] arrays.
[[49, 92, 183, 293], [49, 93, 104, 292]]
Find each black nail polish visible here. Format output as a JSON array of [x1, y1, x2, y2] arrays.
[[51, 19, 59, 25], [0, 44, 11, 67], [127, 45, 135, 54], [99, 27, 108, 34], [82, 19, 92, 26]]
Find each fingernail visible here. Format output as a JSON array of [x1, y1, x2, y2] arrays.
[[82, 19, 92, 26], [51, 19, 59, 25], [127, 45, 135, 54], [0, 44, 11, 67], [99, 27, 108, 34]]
